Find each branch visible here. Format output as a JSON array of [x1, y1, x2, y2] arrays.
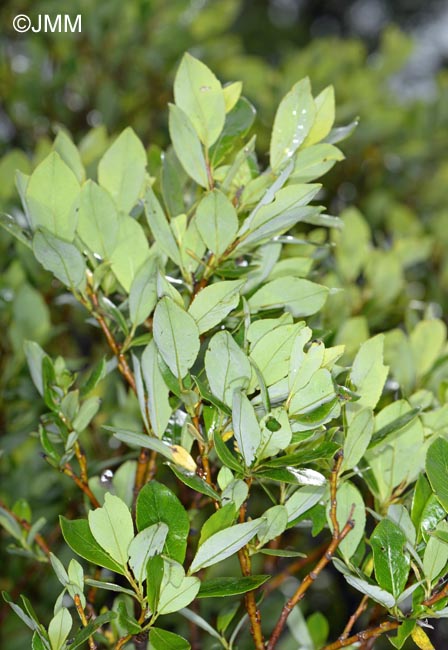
[[339, 595, 369, 641], [236, 484, 265, 650], [0, 499, 50, 557], [61, 463, 101, 509], [74, 594, 96, 650], [321, 620, 400, 650], [422, 580, 448, 608], [266, 451, 353, 650], [263, 543, 327, 596]]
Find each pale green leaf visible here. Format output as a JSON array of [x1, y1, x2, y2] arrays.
[[285, 485, 325, 523], [290, 143, 344, 183], [77, 181, 119, 259], [33, 230, 86, 290], [129, 257, 158, 327], [270, 78, 316, 172], [128, 523, 169, 583], [110, 216, 150, 292], [88, 493, 134, 566], [341, 408, 374, 472], [327, 481, 365, 560], [144, 187, 181, 265], [190, 519, 263, 573], [188, 280, 243, 333], [174, 53, 226, 147], [48, 608, 72, 650], [98, 127, 147, 213], [195, 189, 238, 257], [153, 297, 200, 379], [53, 131, 85, 183], [141, 341, 172, 438], [248, 276, 328, 318], [168, 105, 208, 188], [302, 85, 335, 147], [26, 152, 80, 240], [205, 331, 251, 406], [232, 390, 261, 467], [257, 505, 288, 546]]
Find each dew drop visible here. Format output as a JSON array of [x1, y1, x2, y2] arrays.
[[100, 469, 113, 484], [301, 109, 307, 114], [200, 85, 211, 92], [292, 109, 297, 116]]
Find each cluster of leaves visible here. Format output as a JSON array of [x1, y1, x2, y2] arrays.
[[1, 52, 448, 650]]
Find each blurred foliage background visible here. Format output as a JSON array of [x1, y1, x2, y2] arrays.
[[1, 0, 448, 647]]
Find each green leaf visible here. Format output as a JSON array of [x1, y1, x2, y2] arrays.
[[198, 575, 270, 598], [110, 216, 150, 292], [83, 579, 136, 598], [148, 627, 190, 650], [174, 53, 225, 148], [128, 523, 169, 583], [48, 608, 72, 650], [257, 408, 292, 459], [423, 521, 448, 582], [158, 561, 200, 614], [60, 517, 126, 575], [98, 127, 146, 213], [152, 296, 200, 380], [144, 187, 181, 265], [250, 321, 302, 388], [190, 519, 263, 573], [270, 78, 315, 172], [33, 230, 86, 290], [302, 85, 335, 146], [239, 184, 321, 247], [76, 181, 119, 259], [199, 504, 237, 546], [348, 335, 388, 416], [32, 633, 48, 650], [68, 612, 117, 650], [129, 257, 158, 327], [141, 341, 172, 438], [72, 396, 100, 432], [214, 431, 242, 473], [205, 331, 251, 406], [168, 464, 221, 501], [195, 189, 238, 257], [285, 485, 325, 524], [290, 143, 344, 183], [136, 481, 189, 562], [26, 152, 80, 240], [389, 621, 416, 649], [248, 276, 328, 318], [340, 572, 396, 609], [189, 280, 243, 333], [88, 493, 134, 566], [257, 505, 288, 545], [168, 104, 209, 188], [53, 130, 85, 183], [116, 601, 141, 635], [327, 481, 365, 560], [410, 319, 446, 379], [232, 390, 261, 467], [146, 554, 164, 613], [341, 408, 374, 472], [370, 519, 410, 599], [288, 368, 336, 418], [426, 437, 448, 512]]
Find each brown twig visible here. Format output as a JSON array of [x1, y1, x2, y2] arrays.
[[340, 595, 369, 641], [74, 594, 96, 650], [266, 451, 353, 650], [62, 464, 101, 508], [422, 581, 448, 607], [0, 499, 50, 557], [263, 543, 327, 596], [236, 485, 265, 650], [321, 620, 400, 650]]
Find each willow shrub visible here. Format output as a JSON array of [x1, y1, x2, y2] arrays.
[[2, 53, 448, 650]]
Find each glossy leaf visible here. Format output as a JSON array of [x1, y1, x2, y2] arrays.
[[198, 575, 270, 598], [370, 519, 410, 599], [426, 437, 448, 512], [232, 390, 261, 467], [270, 78, 315, 172], [60, 517, 126, 575], [136, 481, 189, 562], [190, 519, 263, 573]]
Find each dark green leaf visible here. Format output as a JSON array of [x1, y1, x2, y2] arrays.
[[197, 575, 270, 598], [59, 517, 125, 575]]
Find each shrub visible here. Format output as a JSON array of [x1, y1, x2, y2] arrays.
[[1, 53, 448, 650]]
